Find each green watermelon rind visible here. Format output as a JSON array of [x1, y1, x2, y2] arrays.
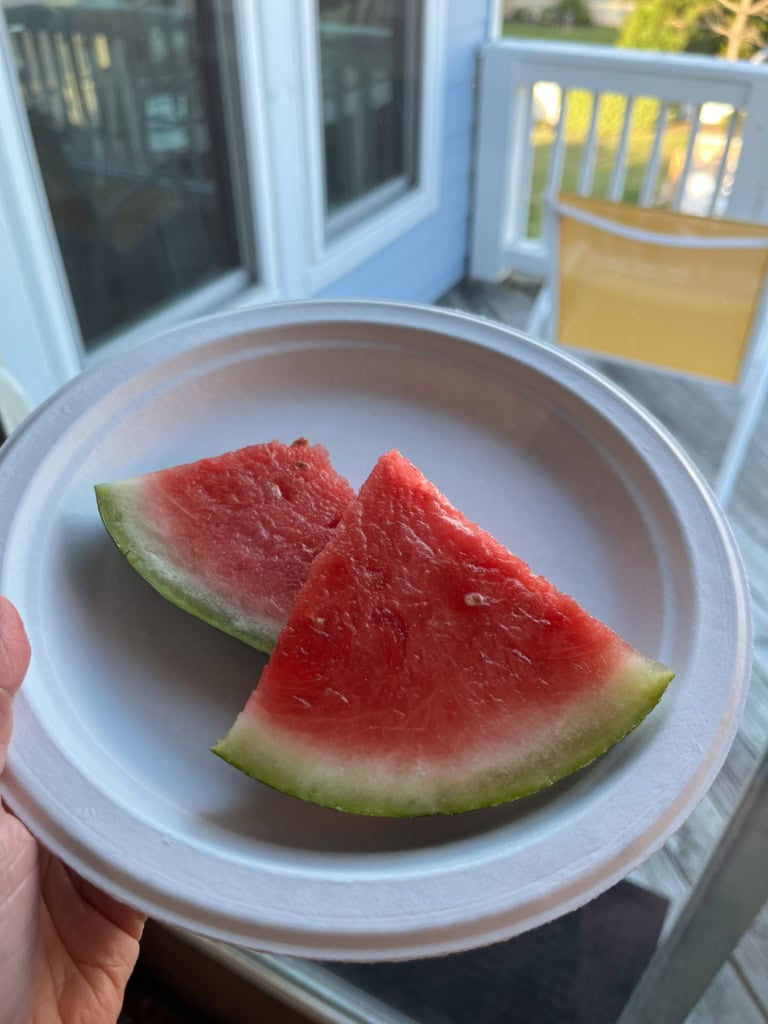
[[211, 653, 674, 817], [95, 480, 281, 654]]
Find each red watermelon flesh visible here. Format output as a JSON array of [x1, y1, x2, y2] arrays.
[[213, 449, 674, 816], [95, 439, 354, 652]]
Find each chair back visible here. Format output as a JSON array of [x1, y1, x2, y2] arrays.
[[552, 194, 768, 386]]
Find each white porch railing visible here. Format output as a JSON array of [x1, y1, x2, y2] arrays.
[[470, 41, 768, 282], [4, 5, 211, 190]]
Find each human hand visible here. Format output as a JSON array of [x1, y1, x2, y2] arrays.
[[0, 596, 146, 1024]]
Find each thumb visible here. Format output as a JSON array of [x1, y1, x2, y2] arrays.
[[0, 596, 31, 772]]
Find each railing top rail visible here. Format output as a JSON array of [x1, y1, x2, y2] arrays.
[[486, 39, 768, 86], [471, 33, 768, 282]]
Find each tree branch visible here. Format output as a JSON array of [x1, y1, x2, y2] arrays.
[[705, 12, 733, 36]]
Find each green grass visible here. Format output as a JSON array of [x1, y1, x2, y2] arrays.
[[500, 18, 697, 237], [526, 123, 688, 237], [503, 22, 619, 46]]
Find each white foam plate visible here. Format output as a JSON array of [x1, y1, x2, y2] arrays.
[[0, 301, 751, 960]]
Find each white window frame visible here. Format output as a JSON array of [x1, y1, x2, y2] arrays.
[[0, 2, 282, 402], [297, 0, 447, 295], [247, 0, 447, 298], [0, 0, 447, 406], [0, 19, 82, 406]]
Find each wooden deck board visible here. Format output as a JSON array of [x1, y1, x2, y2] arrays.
[[686, 964, 766, 1024], [735, 904, 768, 1011], [439, 278, 768, 1023]]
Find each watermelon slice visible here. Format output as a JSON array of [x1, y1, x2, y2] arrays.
[[213, 450, 674, 816], [95, 439, 354, 652]]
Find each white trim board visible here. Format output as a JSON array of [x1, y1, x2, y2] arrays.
[[291, 0, 447, 295], [0, 14, 82, 404]]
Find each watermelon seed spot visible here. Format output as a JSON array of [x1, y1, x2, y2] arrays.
[[294, 461, 310, 470], [266, 481, 282, 498], [324, 687, 350, 705], [464, 592, 488, 607], [291, 437, 309, 447]]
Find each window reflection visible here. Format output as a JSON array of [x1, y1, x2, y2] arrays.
[[318, 0, 420, 229], [4, 1, 244, 346]]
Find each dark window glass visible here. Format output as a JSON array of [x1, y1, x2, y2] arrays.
[[4, 0, 246, 347], [318, 0, 420, 225]]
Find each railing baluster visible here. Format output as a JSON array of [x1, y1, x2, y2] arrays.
[[71, 33, 98, 127], [88, 34, 119, 168], [708, 107, 740, 218], [8, 33, 27, 101], [111, 36, 148, 173], [545, 86, 570, 200], [350, 63, 367, 200], [325, 51, 339, 202], [516, 82, 535, 238], [577, 91, 600, 197], [359, 63, 374, 195], [71, 32, 105, 174], [21, 31, 43, 105], [54, 30, 87, 131], [37, 30, 66, 127], [673, 103, 702, 211], [339, 65, 355, 201], [640, 100, 668, 207], [170, 22, 205, 186], [608, 95, 635, 202], [49, 31, 73, 125]]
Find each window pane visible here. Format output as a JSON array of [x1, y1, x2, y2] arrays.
[[4, 0, 246, 347], [317, 0, 420, 226]]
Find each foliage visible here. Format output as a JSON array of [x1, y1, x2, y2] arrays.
[[708, 0, 768, 59], [503, 21, 619, 43], [507, 0, 592, 27], [551, 0, 594, 25], [508, 0, 766, 58], [618, 0, 716, 52], [506, 6, 540, 22], [563, 91, 663, 140]]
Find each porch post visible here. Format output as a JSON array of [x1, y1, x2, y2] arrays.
[[470, 45, 529, 283], [727, 77, 768, 225]]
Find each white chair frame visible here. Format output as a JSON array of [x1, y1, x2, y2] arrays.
[[616, 739, 768, 1024], [527, 197, 768, 507], [0, 365, 33, 439]]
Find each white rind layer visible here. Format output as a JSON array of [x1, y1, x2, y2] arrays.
[[95, 478, 282, 652], [212, 651, 673, 816]]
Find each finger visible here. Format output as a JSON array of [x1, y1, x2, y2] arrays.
[[0, 597, 30, 697], [0, 596, 31, 771], [65, 864, 147, 941]]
